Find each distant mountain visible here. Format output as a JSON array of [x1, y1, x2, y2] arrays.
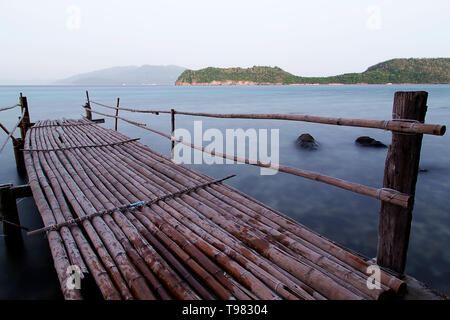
[[176, 58, 450, 85], [57, 65, 186, 85]]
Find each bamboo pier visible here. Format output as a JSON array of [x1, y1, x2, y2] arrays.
[[1, 91, 446, 300]]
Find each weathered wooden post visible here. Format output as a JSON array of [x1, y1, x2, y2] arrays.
[[85, 90, 92, 120], [19, 93, 30, 139], [114, 98, 120, 131], [377, 91, 428, 273], [170, 108, 175, 159], [0, 184, 22, 239], [12, 138, 25, 174]]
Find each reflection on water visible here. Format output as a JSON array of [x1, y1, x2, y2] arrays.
[[0, 84, 449, 298]]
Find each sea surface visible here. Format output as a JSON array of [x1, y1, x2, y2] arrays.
[[0, 84, 449, 299]]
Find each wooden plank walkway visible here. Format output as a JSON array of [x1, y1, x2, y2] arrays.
[[24, 118, 405, 300]]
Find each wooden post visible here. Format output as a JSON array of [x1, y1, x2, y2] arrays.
[[85, 90, 92, 120], [13, 138, 25, 174], [0, 184, 22, 239], [19, 93, 30, 139], [377, 91, 428, 273], [171, 109, 175, 159], [115, 98, 120, 131]]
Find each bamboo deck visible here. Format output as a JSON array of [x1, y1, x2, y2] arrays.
[[24, 118, 406, 300]]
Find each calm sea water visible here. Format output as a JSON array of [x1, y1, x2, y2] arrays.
[[0, 84, 449, 298]]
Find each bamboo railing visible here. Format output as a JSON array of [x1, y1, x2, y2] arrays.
[[0, 109, 25, 153], [86, 92, 447, 274], [89, 100, 446, 136], [86, 106, 412, 208]]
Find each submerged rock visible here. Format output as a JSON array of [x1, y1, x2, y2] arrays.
[[355, 136, 387, 148], [296, 133, 319, 150]]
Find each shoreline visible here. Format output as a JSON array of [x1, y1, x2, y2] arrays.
[[175, 82, 449, 86]]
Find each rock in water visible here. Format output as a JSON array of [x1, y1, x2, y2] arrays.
[[355, 136, 387, 148], [296, 133, 318, 150]]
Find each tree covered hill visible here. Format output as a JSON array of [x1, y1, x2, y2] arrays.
[[175, 58, 450, 85]]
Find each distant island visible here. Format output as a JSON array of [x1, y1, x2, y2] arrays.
[[56, 65, 186, 85], [175, 58, 450, 85]]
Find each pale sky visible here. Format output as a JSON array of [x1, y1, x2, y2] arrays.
[[1, 0, 449, 84]]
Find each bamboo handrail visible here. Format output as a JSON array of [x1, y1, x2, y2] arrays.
[[90, 100, 170, 114], [86, 108, 412, 208], [87, 101, 446, 136], [0, 103, 20, 112], [0, 109, 25, 153]]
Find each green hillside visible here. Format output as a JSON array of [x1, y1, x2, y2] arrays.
[[175, 58, 450, 85]]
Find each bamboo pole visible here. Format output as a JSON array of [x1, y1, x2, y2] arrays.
[[86, 102, 445, 136], [90, 100, 169, 114], [0, 103, 20, 112], [0, 109, 25, 153], [86, 108, 411, 208]]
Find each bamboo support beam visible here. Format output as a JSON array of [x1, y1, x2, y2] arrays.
[[86, 108, 412, 208]]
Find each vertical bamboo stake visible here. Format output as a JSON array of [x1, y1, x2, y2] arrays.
[[170, 109, 175, 160], [115, 98, 120, 131], [85, 91, 92, 120], [377, 91, 428, 273]]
